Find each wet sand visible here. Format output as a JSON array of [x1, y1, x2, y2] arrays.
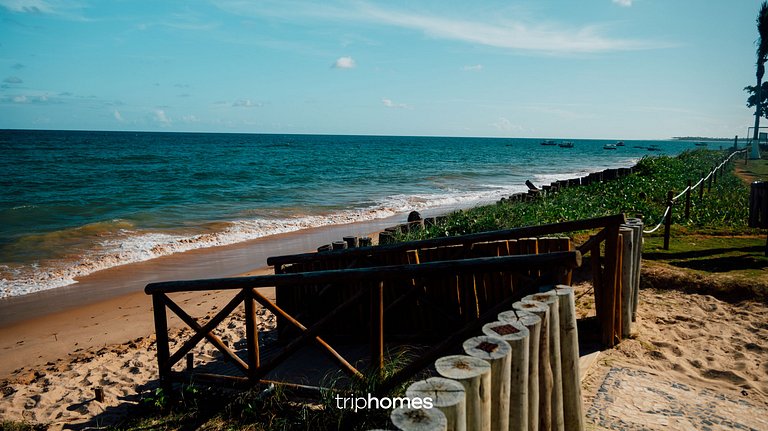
[[0, 211, 422, 378]]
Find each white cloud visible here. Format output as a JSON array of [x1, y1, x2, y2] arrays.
[[493, 117, 523, 132], [0, 0, 89, 20], [4, 76, 23, 84], [382, 98, 409, 109], [12, 95, 28, 103], [612, 0, 633, 7], [113, 110, 124, 122], [212, 1, 668, 54], [462, 64, 483, 72], [232, 98, 261, 107], [154, 109, 171, 125], [0, 0, 54, 13], [333, 56, 356, 69]]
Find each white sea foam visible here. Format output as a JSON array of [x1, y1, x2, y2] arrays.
[[0, 186, 524, 298]]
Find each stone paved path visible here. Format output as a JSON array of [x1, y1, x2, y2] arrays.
[[585, 367, 768, 431]]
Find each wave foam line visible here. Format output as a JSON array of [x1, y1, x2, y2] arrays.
[[0, 186, 523, 298]]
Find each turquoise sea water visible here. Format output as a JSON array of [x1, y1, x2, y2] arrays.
[[0, 130, 706, 297]]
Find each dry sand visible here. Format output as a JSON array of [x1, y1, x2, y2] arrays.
[[0, 280, 276, 429], [585, 289, 768, 405]]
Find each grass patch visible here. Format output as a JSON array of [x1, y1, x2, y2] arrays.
[[735, 157, 768, 183], [643, 235, 768, 286]]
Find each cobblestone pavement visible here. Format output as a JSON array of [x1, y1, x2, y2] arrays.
[[585, 367, 768, 431]]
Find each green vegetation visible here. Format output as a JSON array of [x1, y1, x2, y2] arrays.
[[0, 421, 46, 431], [398, 149, 754, 242]]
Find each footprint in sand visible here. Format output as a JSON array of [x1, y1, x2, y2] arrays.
[[701, 368, 748, 385]]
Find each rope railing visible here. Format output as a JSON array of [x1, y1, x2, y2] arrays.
[[642, 149, 748, 242]]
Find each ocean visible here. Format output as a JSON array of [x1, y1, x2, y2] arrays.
[[0, 130, 705, 298]]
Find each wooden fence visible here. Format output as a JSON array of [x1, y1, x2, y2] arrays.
[[145, 251, 581, 393], [268, 213, 630, 347], [145, 213, 642, 397]]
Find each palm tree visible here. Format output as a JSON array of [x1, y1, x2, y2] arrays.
[[752, 1, 768, 159]]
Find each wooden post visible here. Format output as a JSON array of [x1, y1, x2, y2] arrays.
[[553, 286, 585, 431], [707, 172, 712, 193], [94, 387, 104, 403], [498, 310, 540, 431], [713, 165, 718, 184], [152, 294, 171, 388], [684, 180, 692, 220], [663, 191, 673, 250], [463, 336, 512, 431], [623, 219, 644, 323], [619, 228, 633, 339], [332, 240, 347, 250], [699, 172, 705, 200], [359, 237, 372, 247], [379, 231, 394, 245], [435, 355, 492, 431], [244, 288, 259, 382], [512, 301, 551, 431], [524, 292, 564, 431], [343, 236, 359, 248], [407, 377, 466, 431], [370, 281, 384, 378], [391, 407, 448, 431], [186, 353, 194, 372], [602, 224, 620, 346], [482, 320, 530, 431]]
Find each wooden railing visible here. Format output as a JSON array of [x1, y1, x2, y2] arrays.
[[146, 251, 581, 392]]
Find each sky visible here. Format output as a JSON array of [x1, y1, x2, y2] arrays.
[[0, 0, 764, 140]]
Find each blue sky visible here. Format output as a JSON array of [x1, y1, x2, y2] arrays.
[[0, 0, 763, 139]]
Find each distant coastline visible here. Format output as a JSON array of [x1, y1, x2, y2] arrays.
[[671, 136, 735, 141]]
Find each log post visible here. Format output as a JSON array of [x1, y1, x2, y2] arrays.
[[435, 355, 492, 431], [498, 310, 541, 431], [699, 172, 705, 200], [152, 294, 171, 388], [619, 228, 634, 338], [343, 236, 359, 248], [406, 377, 466, 431], [684, 180, 692, 220], [624, 219, 644, 322], [524, 292, 563, 431], [244, 287, 260, 382], [463, 336, 512, 431], [94, 387, 104, 403], [370, 281, 384, 378], [391, 406, 448, 431], [359, 237, 373, 247], [482, 320, 530, 431], [553, 286, 585, 431], [512, 301, 551, 431], [332, 240, 348, 250], [663, 190, 673, 250]]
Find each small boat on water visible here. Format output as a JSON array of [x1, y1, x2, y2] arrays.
[[647, 145, 661, 151], [603, 143, 617, 150], [540, 140, 558, 146], [615, 141, 625, 147], [695, 142, 707, 146], [559, 141, 574, 148]]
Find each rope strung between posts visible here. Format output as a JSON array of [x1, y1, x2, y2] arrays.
[[642, 149, 747, 234], [643, 205, 671, 234]]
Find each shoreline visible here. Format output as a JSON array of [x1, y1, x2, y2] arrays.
[[0, 209, 439, 378]]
